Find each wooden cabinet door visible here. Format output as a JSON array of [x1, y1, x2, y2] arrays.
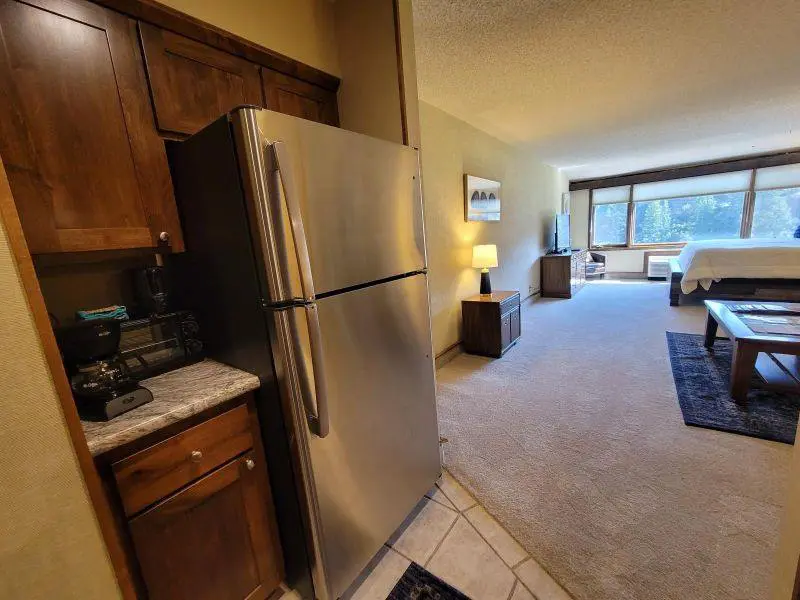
[[139, 24, 263, 136], [129, 451, 282, 600], [0, 0, 183, 253], [500, 312, 512, 352], [509, 307, 521, 342], [261, 67, 339, 126]]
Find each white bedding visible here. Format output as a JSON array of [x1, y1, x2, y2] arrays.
[[677, 238, 800, 294]]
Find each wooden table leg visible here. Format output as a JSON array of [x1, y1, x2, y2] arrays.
[[704, 313, 718, 348], [730, 342, 758, 403]]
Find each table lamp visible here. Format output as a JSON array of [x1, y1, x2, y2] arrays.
[[472, 244, 498, 295]]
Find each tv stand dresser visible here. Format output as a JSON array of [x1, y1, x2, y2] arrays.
[[541, 249, 586, 298]]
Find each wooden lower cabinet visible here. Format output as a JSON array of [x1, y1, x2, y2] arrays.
[[541, 249, 586, 298], [98, 396, 283, 600], [129, 451, 280, 600], [462, 291, 521, 358]]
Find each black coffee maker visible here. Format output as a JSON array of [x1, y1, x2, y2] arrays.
[[56, 319, 153, 420]]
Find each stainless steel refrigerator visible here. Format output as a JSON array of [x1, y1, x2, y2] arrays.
[[167, 107, 441, 600]]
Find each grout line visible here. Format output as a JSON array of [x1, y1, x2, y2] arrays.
[[437, 469, 478, 513], [516, 576, 540, 600], [511, 556, 529, 571], [506, 578, 518, 600], [461, 511, 526, 576], [439, 471, 574, 599], [425, 493, 458, 512], [423, 513, 459, 568], [388, 544, 416, 566]]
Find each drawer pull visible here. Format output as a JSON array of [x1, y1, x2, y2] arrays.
[[189, 450, 203, 463], [245, 458, 255, 471]]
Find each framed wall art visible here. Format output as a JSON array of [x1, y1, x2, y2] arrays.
[[464, 175, 501, 222]]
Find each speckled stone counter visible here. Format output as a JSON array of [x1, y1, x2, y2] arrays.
[[81, 359, 260, 457]]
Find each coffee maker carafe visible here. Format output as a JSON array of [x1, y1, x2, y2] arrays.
[[56, 319, 153, 420]]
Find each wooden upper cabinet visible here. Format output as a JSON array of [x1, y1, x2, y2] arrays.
[[0, 0, 183, 254], [139, 23, 263, 136], [128, 451, 282, 600], [261, 67, 339, 127]]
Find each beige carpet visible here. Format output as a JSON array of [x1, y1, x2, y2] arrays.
[[436, 281, 792, 600]]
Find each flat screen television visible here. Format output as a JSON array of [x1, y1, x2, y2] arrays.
[[554, 213, 571, 253]]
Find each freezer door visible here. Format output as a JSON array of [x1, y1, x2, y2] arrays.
[[231, 107, 426, 302], [278, 273, 440, 600]]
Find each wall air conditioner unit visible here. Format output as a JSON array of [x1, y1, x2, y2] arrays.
[[647, 256, 672, 280]]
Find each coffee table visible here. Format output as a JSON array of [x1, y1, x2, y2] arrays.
[[703, 300, 800, 402]]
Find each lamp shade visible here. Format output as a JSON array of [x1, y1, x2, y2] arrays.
[[472, 244, 498, 269]]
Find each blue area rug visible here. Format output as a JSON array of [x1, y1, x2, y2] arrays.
[[388, 562, 469, 600], [666, 331, 799, 444]]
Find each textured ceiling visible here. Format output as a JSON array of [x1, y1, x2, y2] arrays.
[[413, 0, 800, 179]]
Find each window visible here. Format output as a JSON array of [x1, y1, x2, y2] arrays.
[[752, 188, 800, 238], [587, 162, 800, 248], [633, 193, 745, 244], [751, 164, 800, 239], [593, 203, 628, 245], [591, 185, 629, 247]]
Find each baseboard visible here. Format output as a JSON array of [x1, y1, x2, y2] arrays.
[[435, 290, 539, 370], [435, 341, 463, 369], [523, 289, 540, 305], [605, 271, 648, 280]]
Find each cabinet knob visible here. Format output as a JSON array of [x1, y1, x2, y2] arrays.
[[159, 231, 170, 243], [190, 450, 203, 462], [245, 458, 255, 471]]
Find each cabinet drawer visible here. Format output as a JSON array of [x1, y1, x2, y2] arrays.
[[113, 405, 253, 516], [499, 293, 520, 315]]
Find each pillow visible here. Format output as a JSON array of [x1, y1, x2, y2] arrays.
[[585, 253, 594, 263]]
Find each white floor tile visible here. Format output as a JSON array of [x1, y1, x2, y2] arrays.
[[464, 505, 528, 568], [389, 498, 458, 564], [510, 580, 535, 600], [426, 485, 457, 510], [514, 558, 572, 600], [437, 471, 477, 511], [349, 548, 410, 600], [427, 517, 515, 600]]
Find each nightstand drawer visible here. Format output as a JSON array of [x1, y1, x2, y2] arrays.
[[499, 292, 520, 315], [112, 404, 253, 516]]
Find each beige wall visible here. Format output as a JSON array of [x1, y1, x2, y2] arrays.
[[157, 0, 340, 76], [334, 0, 403, 145], [773, 421, 800, 600], [0, 215, 119, 598], [419, 102, 566, 355]]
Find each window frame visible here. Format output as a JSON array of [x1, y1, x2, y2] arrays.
[[586, 159, 800, 250]]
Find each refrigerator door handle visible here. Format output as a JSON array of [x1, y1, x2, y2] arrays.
[[270, 141, 316, 302], [304, 303, 330, 438], [286, 304, 330, 438]]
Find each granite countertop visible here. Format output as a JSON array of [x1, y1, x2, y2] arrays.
[[81, 359, 260, 457]]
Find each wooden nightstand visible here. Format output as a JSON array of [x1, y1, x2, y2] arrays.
[[461, 291, 521, 357]]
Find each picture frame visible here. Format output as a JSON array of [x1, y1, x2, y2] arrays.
[[464, 174, 501, 222]]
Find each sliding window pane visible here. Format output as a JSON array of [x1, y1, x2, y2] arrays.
[[592, 203, 627, 246], [751, 187, 800, 239], [633, 192, 745, 244]]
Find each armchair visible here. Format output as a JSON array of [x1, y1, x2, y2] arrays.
[[585, 252, 606, 279]]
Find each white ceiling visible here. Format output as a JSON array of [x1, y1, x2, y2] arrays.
[[412, 0, 800, 180]]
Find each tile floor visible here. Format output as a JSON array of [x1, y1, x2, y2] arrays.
[[341, 470, 573, 600]]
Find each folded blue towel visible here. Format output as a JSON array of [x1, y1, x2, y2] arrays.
[[76, 305, 129, 321]]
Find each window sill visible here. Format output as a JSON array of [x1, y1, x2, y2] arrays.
[[590, 243, 686, 252]]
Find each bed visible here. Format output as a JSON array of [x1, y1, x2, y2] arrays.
[[669, 239, 800, 306]]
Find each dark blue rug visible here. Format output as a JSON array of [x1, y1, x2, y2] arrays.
[[666, 332, 799, 444], [388, 562, 469, 599]]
